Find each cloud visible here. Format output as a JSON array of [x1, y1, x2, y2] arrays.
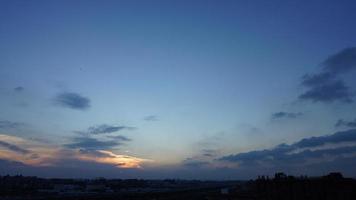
[[220, 129, 356, 167], [106, 135, 132, 142], [196, 132, 225, 148], [0, 120, 25, 129], [76, 150, 150, 168], [180, 149, 220, 169], [0, 140, 30, 154], [335, 119, 356, 128], [69, 125, 134, 151], [78, 149, 116, 158], [85, 124, 135, 135], [144, 115, 158, 121], [301, 72, 334, 87], [64, 137, 120, 150], [0, 134, 149, 170], [271, 112, 303, 120], [294, 129, 356, 148], [323, 47, 356, 74], [299, 80, 352, 103], [201, 149, 219, 157], [0, 134, 57, 167], [0, 157, 150, 178], [299, 47, 356, 103], [54, 92, 90, 110], [14, 86, 24, 92], [182, 158, 209, 168]]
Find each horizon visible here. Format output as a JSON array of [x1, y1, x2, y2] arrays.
[[1, 0, 356, 180], [1, 171, 354, 181]]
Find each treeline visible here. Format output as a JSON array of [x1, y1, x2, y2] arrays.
[[249, 172, 356, 200]]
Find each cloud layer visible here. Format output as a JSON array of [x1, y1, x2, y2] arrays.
[[0, 134, 149, 169], [0, 140, 30, 154], [220, 129, 356, 174]]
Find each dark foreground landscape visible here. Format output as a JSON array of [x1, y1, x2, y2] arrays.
[[1, 172, 355, 200]]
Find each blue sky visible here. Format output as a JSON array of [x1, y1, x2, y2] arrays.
[[1, 0, 356, 179]]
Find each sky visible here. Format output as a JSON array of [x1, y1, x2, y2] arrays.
[[1, 0, 356, 180]]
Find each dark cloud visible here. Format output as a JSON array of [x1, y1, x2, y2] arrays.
[[220, 129, 356, 166], [87, 124, 135, 135], [201, 149, 218, 157], [299, 47, 356, 103], [178, 149, 219, 170], [271, 112, 303, 120], [144, 115, 158, 121], [68, 124, 133, 150], [182, 158, 209, 168], [294, 129, 356, 148], [323, 47, 356, 74], [299, 80, 352, 103], [301, 72, 333, 87], [14, 86, 24, 92], [0, 140, 30, 154], [181, 149, 219, 168], [54, 92, 90, 110], [74, 124, 135, 137], [106, 135, 132, 142], [0, 120, 24, 129], [335, 119, 356, 128], [65, 137, 120, 150]]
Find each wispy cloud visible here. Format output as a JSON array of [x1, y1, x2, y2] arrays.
[[14, 86, 24, 92], [0, 140, 30, 154], [144, 115, 158, 121], [202, 149, 219, 157], [0, 134, 150, 169], [54, 92, 91, 110], [69, 124, 134, 152], [335, 118, 356, 128], [180, 149, 220, 169], [0, 134, 57, 166], [0, 120, 25, 129], [77, 150, 150, 168], [182, 158, 209, 168], [64, 137, 120, 150], [84, 124, 135, 135], [271, 112, 303, 120], [106, 135, 132, 142]]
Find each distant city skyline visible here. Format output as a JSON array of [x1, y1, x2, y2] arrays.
[[1, 0, 356, 179]]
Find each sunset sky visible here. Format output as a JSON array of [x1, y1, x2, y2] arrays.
[[1, 0, 356, 179]]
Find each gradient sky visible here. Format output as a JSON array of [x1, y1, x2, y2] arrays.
[[1, 0, 356, 179]]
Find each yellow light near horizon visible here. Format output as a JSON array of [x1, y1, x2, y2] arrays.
[[76, 150, 152, 168], [0, 134, 152, 169]]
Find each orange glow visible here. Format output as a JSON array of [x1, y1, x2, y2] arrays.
[[76, 150, 152, 168], [0, 134, 151, 169]]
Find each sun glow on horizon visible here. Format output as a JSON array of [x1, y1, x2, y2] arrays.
[[0, 134, 150, 169]]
